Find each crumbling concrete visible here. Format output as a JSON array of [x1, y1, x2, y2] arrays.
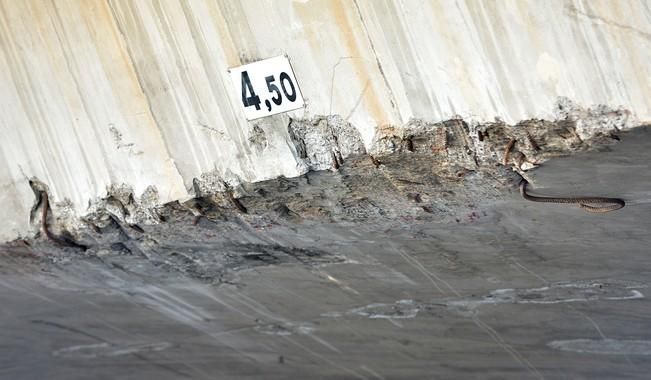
[[20, 97, 637, 250], [9, 110, 641, 285]]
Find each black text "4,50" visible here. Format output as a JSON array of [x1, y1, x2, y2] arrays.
[[241, 71, 297, 112]]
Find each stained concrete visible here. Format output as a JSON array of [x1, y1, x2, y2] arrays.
[[1, 127, 650, 379], [3, 0, 651, 242]]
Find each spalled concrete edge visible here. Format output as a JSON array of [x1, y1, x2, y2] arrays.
[[8, 98, 642, 245]]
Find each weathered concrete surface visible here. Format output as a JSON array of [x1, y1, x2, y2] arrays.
[[18, 111, 630, 242], [2, 0, 651, 241], [1, 127, 650, 379]]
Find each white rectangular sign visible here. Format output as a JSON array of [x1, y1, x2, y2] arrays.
[[228, 55, 305, 120]]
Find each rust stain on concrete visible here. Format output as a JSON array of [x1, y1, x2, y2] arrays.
[[330, 0, 388, 126], [294, 0, 388, 126]]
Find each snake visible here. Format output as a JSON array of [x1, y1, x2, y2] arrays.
[[40, 191, 88, 249], [519, 179, 625, 213]]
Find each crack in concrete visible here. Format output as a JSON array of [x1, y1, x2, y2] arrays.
[[567, 4, 651, 42]]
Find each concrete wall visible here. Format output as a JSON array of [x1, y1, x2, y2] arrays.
[[1, 0, 650, 241]]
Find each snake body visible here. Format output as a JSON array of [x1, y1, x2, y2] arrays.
[[519, 179, 625, 213], [40, 191, 88, 249]]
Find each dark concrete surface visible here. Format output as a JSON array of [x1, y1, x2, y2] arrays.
[[1, 127, 650, 379]]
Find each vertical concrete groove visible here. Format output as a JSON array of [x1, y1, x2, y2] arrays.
[[105, 0, 185, 190]]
